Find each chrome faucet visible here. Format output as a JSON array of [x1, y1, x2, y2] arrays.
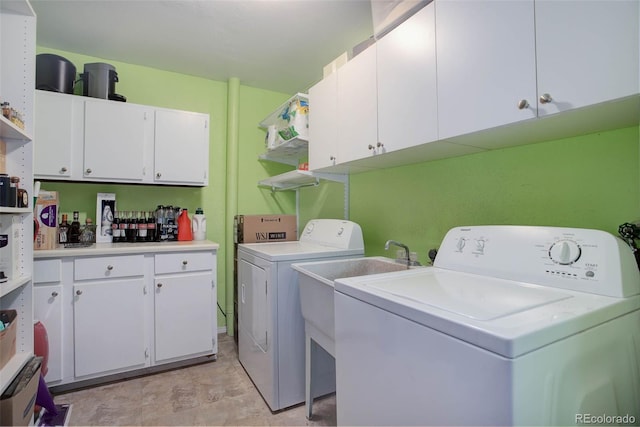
[[385, 240, 412, 267]]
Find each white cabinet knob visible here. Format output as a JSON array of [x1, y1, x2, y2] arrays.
[[539, 93, 553, 104]]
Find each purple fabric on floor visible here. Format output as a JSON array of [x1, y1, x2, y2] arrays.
[[36, 374, 58, 415]]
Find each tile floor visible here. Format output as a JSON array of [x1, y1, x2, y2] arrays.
[[51, 334, 336, 426]]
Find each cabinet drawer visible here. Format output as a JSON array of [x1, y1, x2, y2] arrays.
[[34, 259, 62, 284], [155, 252, 214, 274], [74, 255, 145, 281]]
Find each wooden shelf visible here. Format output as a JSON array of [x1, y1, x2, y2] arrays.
[[0, 275, 32, 298]]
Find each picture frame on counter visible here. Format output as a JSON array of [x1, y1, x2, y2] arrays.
[[96, 193, 115, 243]]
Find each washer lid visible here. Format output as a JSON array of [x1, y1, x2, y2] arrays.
[[239, 241, 363, 262], [367, 270, 571, 321], [335, 268, 640, 358]]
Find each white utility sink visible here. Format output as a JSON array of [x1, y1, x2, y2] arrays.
[[292, 256, 420, 419], [293, 256, 412, 356]]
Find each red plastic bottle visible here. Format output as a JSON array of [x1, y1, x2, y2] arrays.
[[177, 209, 193, 241]]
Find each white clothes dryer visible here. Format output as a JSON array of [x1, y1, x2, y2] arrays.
[[238, 219, 364, 411], [334, 225, 640, 426]]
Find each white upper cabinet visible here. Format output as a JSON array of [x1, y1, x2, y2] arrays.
[[436, 0, 537, 140], [154, 109, 209, 186], [377, 2, 438, 152], [534, 0, 640, 117], [308, 72, 338, 170], [337, 43, 378, 164], [34, 91, 79, 179], [34, 91, 210, 186], [83, 98, 153, 182]]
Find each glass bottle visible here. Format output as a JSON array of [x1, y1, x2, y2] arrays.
[[69, 211, 81, 243], [80, 218, 96, 243], [112, 210, 121, 243], [127, 211, 138, 243], [119, 210, 128, 243], [147, 210, 156, 242], [156, 205, 166, 241], [166, 205, 175, 241], [58, 213, 70, 245], [137, 211, 148, 240]]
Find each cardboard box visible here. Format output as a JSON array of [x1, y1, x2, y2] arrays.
[[34, 191, 58, 251], [0, 356, 42, 426], [235, 214, 297, 243], [0, 310, 17, 371]]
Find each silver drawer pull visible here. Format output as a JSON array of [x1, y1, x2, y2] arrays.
[[60, 167, 68, 173], [85, 168, 92, 174], [107, 265, 114, 271], [76, 290, 82, 296], [157, 283, 163, 288], [182, 260, 188, 266], [51, 291, 58, 297]]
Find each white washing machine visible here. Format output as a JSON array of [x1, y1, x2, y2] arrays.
[[238, 219, 364, 411], [334, 225, 640, 426]]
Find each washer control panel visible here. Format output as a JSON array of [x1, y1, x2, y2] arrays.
[[436, 225, 640, 298], [300, 219, 364, 250]]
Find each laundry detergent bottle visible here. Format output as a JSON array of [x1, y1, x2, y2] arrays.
[[177, 209, 193, 241], [192, 208, 206, 241]]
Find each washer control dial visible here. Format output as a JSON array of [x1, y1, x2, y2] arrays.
[[549, 240, 581, 265]]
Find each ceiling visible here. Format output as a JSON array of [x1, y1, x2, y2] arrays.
[[30, 0, 375, 94]]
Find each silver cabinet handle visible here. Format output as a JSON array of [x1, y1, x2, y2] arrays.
[[60, 167, 68, 173], [76, 289, 82, 296], [51, 291, 58, 297], [517, 99, 529, 109], [368, 144, 375, 150], [85, 168, 92, 174], [182, 260, 188, 266], [539, 93, 553, 104], [330, 156, 336, 161], [377, 142, 384, 148], [157, 283, 163, 288], [107, 265, 114, 271], [156, 172, 162, 179]]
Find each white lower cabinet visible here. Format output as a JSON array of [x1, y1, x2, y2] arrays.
[[154, 273, 214, 362], [34, 259, 64, 384], [154, 251, 217, 363], [33, 245, 218, 388], [73, 279, 146, 377], [33, 285, 63, 383]]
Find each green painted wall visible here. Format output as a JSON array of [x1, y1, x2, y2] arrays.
[[35, 47, 294, 329], [301, 125, 640, 264], [35, 48, 640, 330]]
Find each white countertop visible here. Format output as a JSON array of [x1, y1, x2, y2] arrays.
[[34, 240, 220, 258]]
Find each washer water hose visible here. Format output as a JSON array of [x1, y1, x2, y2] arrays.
[[618, 222, 640, 270]]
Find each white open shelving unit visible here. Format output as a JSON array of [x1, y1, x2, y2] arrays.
[[257, 93, 349, 217], [0, 0, 36, 395]]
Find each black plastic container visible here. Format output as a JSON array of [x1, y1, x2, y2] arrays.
[[35, 54, 77, 94]]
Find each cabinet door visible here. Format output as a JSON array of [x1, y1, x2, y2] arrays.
[[34, 285, 63, 383], [377, 3, 437, 152], [83, 100, 152, 182], [34, 91, 79, 179], [308, 72, 339, 170], [436, 0, 537, 140], [337, 44, 378, 163], [154, 109, 209, 186], [535, 0, 640, 117], [154, 272, 214, 362], [73, 279, 146, 377]]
